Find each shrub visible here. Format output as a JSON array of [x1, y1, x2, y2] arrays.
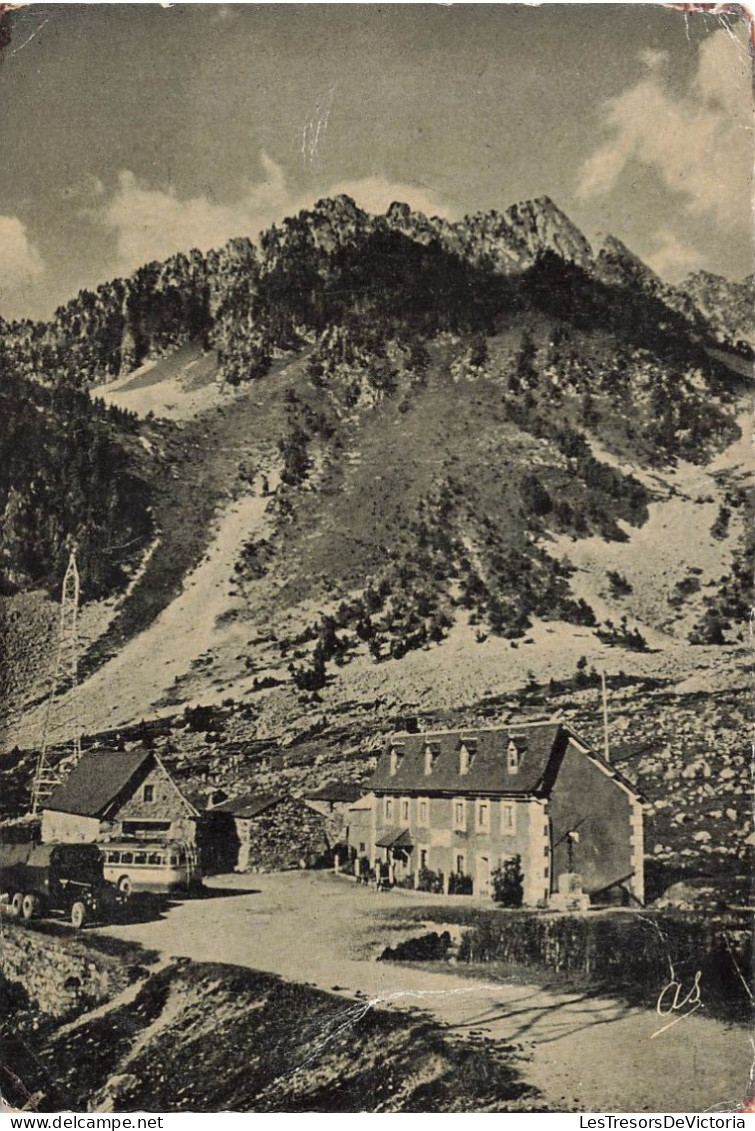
[[711, 506, 730, 541], [607, 569, 633, 597], [449, 872, 474, 896], [491, 856, 524, 907], [416, 866, 444, 894], [288, 641, 327, 691]]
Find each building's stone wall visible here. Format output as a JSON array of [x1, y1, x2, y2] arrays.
[[40, 810, 101, 844], [370, 792, 538, 900], [111, 760, 197, 843], [547, 739, 638, 899], [204, 796, 330, 873]]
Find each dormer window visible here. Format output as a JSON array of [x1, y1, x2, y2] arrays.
[[389, 744, 404, 776], [507, 740, 520, 774], [424, 742, 440, 775], [459, 740, 477, 775]]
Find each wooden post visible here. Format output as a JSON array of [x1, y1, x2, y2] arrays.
[[601, 669, 610, 763]]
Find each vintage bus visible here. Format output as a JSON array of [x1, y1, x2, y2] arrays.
[[100, 841, 202, 898]]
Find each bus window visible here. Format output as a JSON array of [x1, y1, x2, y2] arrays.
[[147, 852, 163, 865], [107, 851, 120, 863], [169, 853, 179, 866], [121, 852, 133, 864], [134, 853, 147, 865]]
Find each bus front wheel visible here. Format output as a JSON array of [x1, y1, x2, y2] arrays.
[[9, 893, 23, 919], [117, 876, 132, 898]]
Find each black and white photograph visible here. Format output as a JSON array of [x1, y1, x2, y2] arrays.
[[0, 2, 752, 1115]]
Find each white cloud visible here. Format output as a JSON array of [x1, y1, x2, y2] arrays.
[[0, 215, 45, 317], [644, 227, 705, 280], [103, 154, 288, 275], [577, 27, 753, 232], [98, 154, 455, 276], [325, 177, 453, 220]]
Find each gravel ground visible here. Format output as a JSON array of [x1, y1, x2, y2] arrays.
[[91, 870, 753, 1113]]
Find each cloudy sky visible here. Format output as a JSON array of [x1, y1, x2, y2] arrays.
[[0, 3, 752, 320]]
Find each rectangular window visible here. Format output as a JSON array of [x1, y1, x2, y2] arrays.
[[401, 798, 410, 822], [455, 853, 465, 875], [459, 739, 477, 775], [476, 802, 490, 832], [453, 799, 466, 831], [418, 799, 429, 826], [385, 798, 393, 821], [501, 802, 517, 834], [424, 743, 440, 775], [507, 741, 519, 774], [420, 849, 428, 870], [143, 784, 155, 803], [359, 842, 366, 854]]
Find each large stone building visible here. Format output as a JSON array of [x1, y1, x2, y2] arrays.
[[362, 721, 644, 906], [40, 749, 198, 846]]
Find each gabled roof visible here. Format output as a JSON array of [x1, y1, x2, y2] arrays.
[[370, 723, 567, 796], [44, 749, 154, 818], [210, 792, 284, 819], [303, 781, 363, 803]]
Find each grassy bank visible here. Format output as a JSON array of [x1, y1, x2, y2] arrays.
[[388, 906, 753, 1024]]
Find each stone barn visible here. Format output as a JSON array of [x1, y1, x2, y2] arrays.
[[202, 792, 330, 873], [41, 748, 198, 846], [345, 793, 376, 865], [302, 782, 363, 853]]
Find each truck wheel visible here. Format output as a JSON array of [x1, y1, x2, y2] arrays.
[[9, 893, 23, 919], [70, 901, 87, 929], [117, 876, 132, 898], [21, 894, 38, 921]]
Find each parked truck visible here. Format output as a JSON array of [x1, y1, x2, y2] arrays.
[[0, 842, 106, 928]]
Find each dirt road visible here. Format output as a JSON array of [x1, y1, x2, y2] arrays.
[[92, 871, 752, 1113]]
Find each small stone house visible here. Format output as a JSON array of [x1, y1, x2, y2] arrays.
[[345, 792, 376, 862], [41, 748, 198, 846], [202, 792, 330, 873], [364, 721, 644, 906], [303, 782, 363, 848]]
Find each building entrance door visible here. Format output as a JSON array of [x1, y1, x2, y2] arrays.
[[476, 854, 491, 897]]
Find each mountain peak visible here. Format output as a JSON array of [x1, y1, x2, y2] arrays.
[[501, 195, 593, 268]]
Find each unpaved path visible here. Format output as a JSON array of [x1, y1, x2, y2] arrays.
[[14, 474, 280, 745], [73, 477, 279, 734], [92, 871, 752, 1113]]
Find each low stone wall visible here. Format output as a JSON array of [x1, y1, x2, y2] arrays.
[[0, 923, 132, 1020]]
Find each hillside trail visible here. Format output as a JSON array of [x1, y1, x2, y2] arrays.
[[93, 871, 753, 1113], [17, 470, 281, 743]]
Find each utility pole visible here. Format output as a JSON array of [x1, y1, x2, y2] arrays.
[[30, 549, 82, 815], [601, 668, 610, 764]]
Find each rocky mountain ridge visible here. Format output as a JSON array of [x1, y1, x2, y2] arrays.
[[3, 195, 752, 397]]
